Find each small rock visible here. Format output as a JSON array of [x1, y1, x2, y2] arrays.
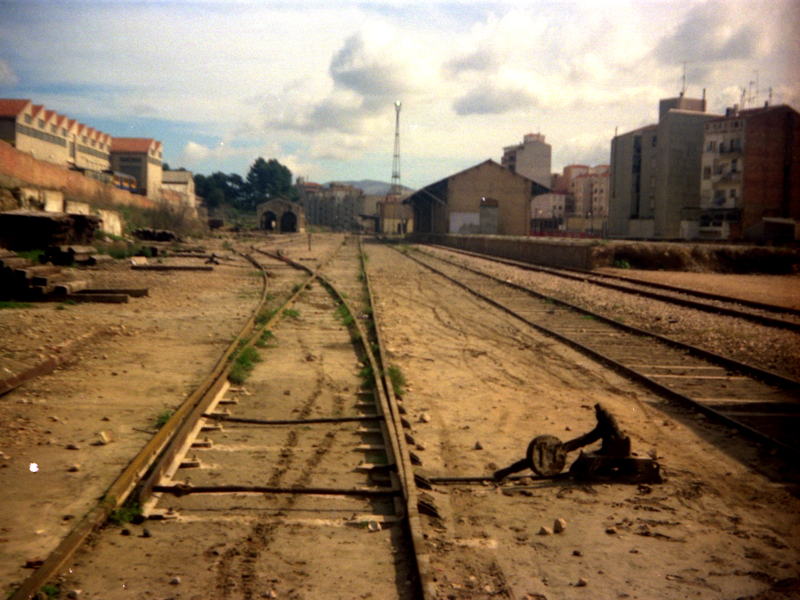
[[170, 576, 181, 585], [142, 528, 152, 538], [419, 413, 431, 423], [67, 464, 80, 472], [576, 577, 588, 587], [121, 528, 131, 536], [66, 443, 80, 450], [94, 431, 113, 445], [553, 518, 567, 533], [606, 526, 617, 534], [283, 390, 291, 396], [538, 526, 553, 535], [416, 442, 427, 451], [101, 416, 111, 422], [67, 590, 81, 599], [474, 441, 483, 450], [573, 549, 582, 556]]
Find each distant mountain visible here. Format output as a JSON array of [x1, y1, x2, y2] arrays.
[[326, 179, 414, 196]]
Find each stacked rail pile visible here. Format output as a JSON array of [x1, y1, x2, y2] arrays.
[[0, 211, 101, 251], [0, 251, 144, 303]]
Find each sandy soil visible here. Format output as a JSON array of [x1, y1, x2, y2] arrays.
[[1, 234, 798, 600], [365, 240, 800, 600]]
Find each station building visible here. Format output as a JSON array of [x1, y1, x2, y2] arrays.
[[406, 159, 545, 236]]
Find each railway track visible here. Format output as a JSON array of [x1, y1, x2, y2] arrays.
[[400, 245, 800, 457], [13, 239, 428, 600], [428, 244, 800, 331]]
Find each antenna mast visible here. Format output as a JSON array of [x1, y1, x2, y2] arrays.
[[390, 101, 401, 201]]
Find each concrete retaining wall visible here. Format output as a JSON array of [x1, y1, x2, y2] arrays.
[[409, 233, 800, 274], [410, 233, 597, 270]]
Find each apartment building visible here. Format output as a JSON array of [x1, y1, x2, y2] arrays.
[[501, 133, 552, 190], [699, 104, 800, 242], [570, 165, 610, 218], [609, 94, 717, 239]]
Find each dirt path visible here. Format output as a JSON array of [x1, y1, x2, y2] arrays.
[[365, 240, 800, 600]]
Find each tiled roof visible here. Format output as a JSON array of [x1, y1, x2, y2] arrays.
[[0, 98, 31, 117], [111, 137, 156, 153]]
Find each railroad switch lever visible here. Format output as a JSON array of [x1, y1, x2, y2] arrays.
[[493, 403, 661, 484]]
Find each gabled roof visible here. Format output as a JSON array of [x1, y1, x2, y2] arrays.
[[0, 99, 31, 117], [407, 159, 548, 206], [111, 137, 159, 153], [30, 104, 45, 119]]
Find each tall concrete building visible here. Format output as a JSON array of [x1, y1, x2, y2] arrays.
[[501, 133, 552, 190], [699, 104, 800, 242], [609, 95, 718, 239]]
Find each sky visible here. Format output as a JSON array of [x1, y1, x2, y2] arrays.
[[1, 0, 798, 190]]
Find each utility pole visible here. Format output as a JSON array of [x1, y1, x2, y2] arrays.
[[390, 101, 401, 201]]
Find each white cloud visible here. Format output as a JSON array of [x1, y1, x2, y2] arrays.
[[0, 59, 18, 86], [1, 0, 796, 187]]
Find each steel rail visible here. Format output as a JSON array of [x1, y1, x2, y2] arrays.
[[359, 237, 435, 600], [413, 247, 800, 393], [10, 249, 272, 600], [152, 484, 400, 497], [424, 244, 800, 328], [256, 238, 430, 597], [400, 248, 800, 459]]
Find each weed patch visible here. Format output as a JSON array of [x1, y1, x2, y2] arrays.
[[387, 364, 406, 398], [154, 408, 172, 429], [0, 300, 34, 310], [229, 346, 261, 384]]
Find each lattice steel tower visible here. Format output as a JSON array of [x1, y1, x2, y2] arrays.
[[390, 100, 401, 200]]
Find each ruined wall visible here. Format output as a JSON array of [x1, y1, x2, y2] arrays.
[[0, 140, 155, 210]]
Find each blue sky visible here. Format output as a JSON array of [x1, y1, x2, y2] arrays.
[[1, 0, 797, 189]]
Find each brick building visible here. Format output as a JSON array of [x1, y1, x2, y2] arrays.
[[699, 104, 800, 242]]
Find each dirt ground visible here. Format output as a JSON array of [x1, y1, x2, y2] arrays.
[[1, 234, 799, 599]]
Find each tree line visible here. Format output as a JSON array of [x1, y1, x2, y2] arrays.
[[188, 157, 297, 213]]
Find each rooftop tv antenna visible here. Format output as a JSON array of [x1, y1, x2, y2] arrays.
[[681, 61, 687, 95], [390, 101, 401, 201]]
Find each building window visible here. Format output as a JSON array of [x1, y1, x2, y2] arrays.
[[731, 159, 737, 172], [730, 189, 736, 198], [61, 128, 66, 136], [651, 136, 657, 147], [703, 166, 711, 179], [24, 114, 32, 124], [707, 140, 716, 152]]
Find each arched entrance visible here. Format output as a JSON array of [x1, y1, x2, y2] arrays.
[[261, 211, 278, 231], [280, 211, 298, 233], [256, 197, 307, 234]]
